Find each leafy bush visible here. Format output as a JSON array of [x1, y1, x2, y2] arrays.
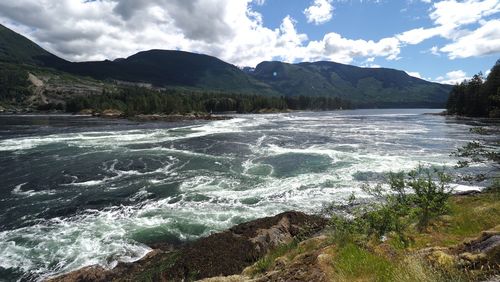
[[328, 166, 452, 247]]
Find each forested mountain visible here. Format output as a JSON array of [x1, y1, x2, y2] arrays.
[[0, 24, 65, 66], [446, 60, 500, 117], [55, 50, 277, 95], [251, 61, 452, 108], [0, 23, 453, 110]]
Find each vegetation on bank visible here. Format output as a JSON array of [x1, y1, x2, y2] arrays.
[[65, 87, 352, 115], [244, 128, 500, 282], [0, 63, 31, 104], [446, 60, 500, 118], [246, 179, 499, 282]]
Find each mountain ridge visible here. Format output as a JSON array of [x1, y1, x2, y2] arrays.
[[0, 23, 452, 108]]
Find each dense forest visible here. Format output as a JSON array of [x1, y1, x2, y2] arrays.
[[0, 63, 31, 103], [65, 87, 352, 115], [446, 60, 500, 117]]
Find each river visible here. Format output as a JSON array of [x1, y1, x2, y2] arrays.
[[0, 109, 495, 281]]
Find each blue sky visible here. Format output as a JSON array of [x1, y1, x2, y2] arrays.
[[0, 0, 499, 83], [251, 0, 499, 82]]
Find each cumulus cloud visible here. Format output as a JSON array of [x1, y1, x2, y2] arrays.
[[440, 19, 500, 59], [435, 70, 469, 84], [0, 0, 402, 66], [304, 0, 334, 25], [301, 33, 401, 64], [0, 0, 495, 67], [397, 0, 500, 58], [406, 71, 422, 78]]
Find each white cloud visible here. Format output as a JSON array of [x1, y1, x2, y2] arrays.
[[429, 0, 500, 28], [406, 71, 422, 78], [435, 70, 469, 84], [0, 0, 403, 67], [0, 0, 494, 68], [298, 33, 401, 64], [397, 0, 500, 58], [304, 0, 334, 25], [0, 0, 299, 66], [440, 19, 500, 59], [429, 46, 441, 56], [396, 26, 446, 45]]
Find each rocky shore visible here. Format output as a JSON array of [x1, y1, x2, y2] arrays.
[[47, 211, 327, 282], [46, 190, 500, 282]]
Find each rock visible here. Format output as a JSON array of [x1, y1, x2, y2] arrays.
[[316, 253, 333, 266], [162, 211, 327, 281], [77, 109, 94, 115], [459, 252, 487, 263], [47, 266, 111, 282], [198, 275, 252, 282], [273, 257, 288, 269], [47, 211, 327, 282], [427, 250, 456, 268], [99, 109, 123, 118]]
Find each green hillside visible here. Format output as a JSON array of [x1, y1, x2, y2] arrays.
[[0, 24, 65, 66], [56, 50, 277, 94], [251, 61, 452, 108], [0, 23, 453, 109]]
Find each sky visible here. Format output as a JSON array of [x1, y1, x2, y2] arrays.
[[0, 0, 499, 84]]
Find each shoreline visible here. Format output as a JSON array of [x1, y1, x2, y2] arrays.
[[45, 189, 491, 282], [47, 211, 327, 282]]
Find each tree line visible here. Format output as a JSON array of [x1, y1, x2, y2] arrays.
[[446, 60, 500, 117], [65, 87, 352, 115], [0, 63, 31, 103]]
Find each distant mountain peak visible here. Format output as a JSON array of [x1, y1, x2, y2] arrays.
[[0, 23, 451, 108]]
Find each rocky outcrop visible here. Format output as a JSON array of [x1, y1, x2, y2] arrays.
[[421, 228, 500, 279], [47, 211, 327, 282]]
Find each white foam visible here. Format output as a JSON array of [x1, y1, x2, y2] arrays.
[[11, 183, 57, 197], [1, 109, 493, 281]]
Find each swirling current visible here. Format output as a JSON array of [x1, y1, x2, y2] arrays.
[[0, 109, 496, 281]]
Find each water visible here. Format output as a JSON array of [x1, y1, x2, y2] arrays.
[[0, 109, 496, 281]]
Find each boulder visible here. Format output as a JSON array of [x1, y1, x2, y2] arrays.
[[47, 211, 327, 282]]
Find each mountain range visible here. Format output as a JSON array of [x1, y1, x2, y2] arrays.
[[0, 23, 452, 109]]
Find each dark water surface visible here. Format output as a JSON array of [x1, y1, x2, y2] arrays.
[[0, 109, 496, 281]]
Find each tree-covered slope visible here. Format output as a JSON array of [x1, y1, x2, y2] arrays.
[[251, 61, 453, 108], [0, 23, 453, 108], [0, 24, 65, 66], [56, 50, 276, 94], [446, 60, 500, 117]]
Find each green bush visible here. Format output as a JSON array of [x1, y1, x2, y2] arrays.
[[328, 166, 452, 247]]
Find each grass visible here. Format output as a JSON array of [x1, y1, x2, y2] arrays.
[[332, 243, 396, 281], [411, 191, 500, 249], [251, 240, 299, 274], [246, 191, 499, 281]]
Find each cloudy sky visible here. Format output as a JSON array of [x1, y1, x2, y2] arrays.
[[0, 0, 499, 84]]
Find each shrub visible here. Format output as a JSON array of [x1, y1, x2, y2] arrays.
[[328, 166, 453, 248]]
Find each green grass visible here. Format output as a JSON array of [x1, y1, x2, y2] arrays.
[[411, 191, 500, 248], [333, 243, 396, 281], [331, 243, 470, 282], [251, 240, 299, 274], [243, 192, 499, 281]]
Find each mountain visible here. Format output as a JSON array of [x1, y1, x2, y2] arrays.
[[55, 50, 276, 94], [0, 23, 452, 108], [251, 61, 452, 108], [0, 24, 65, 66]]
